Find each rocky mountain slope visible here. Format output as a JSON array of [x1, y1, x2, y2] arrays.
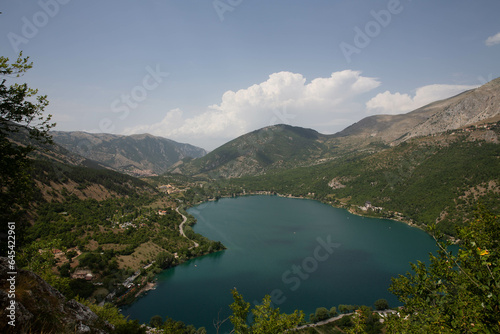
[[397, 78, 500, 143], [51, 131, 207, 176], [336, 77, 500, 145]]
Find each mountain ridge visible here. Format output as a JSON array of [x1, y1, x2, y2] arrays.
[[51, 131, 207, 176], [169, 124, 336, 178], [171, 78, 500, 178]]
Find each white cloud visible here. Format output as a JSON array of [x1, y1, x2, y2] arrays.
[[124, 70, 380, 149], [485, 32, 500, 46], [366, 84, 478, 115]]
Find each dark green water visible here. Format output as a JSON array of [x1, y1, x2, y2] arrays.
[[123, 195, 437, 333]]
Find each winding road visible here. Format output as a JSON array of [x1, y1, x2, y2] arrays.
[[176, 207, 199, 249]]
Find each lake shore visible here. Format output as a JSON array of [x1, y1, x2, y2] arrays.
[[125, 195, 436, 331], [195, 192, 432, 236]]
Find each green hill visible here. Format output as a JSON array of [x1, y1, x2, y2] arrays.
[[169, 124, 348, 178], [218, 124, 500, 236]]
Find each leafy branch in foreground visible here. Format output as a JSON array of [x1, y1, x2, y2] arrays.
[[1, 52, 55, 254], [229, 288, 304, 334], [388, 206, 500, 333]]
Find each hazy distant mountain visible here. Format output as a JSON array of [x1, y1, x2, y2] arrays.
[[172, 77, 500, 178], [51, 132, 207, 176]]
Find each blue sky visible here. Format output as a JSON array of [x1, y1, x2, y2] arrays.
[[1, 0, 499, 150]]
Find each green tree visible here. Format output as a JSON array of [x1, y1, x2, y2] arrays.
[[329, 306, 338, 317], [162, 317, 188, 333], [338, 304, 349, 314], [373, 299, 389, 311], [345, 309, 367, 334], [388, 207, 500, 333], [156, 251, 175, 269], [229, 288, 250, 333], [229, 288, 305, 333], [314, 307, 330, 321], [149, 315, 164, 328], [1, 52, 55, 253]]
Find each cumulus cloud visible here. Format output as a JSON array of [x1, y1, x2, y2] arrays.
[[124, 70, 380, 149], [485, 32, 500, 46], [366, 84, 478, 115]]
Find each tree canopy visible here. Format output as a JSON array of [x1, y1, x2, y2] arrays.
[[229, 288, 304, 334], [1, 52, 55, 253], [388, 206, 500, 333]]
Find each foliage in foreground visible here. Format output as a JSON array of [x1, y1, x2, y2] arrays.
[[229, 288, 305, 334], [76, 297, 147, 334], [388, 206, 500, 333], [1, 52, 55, 254], [149, 314, 207, 334]]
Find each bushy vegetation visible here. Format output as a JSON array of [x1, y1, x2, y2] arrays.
[[77, 298, 147, 334], [387, 207, 500, 333], [148, 315, 207, 333], [229, 288, 305, 334]]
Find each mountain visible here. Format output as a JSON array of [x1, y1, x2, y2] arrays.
[[335, 77, 500, 145], [5, 125, 156, 204], [173, 78, 500, 178], [51, 131, 207, 176], [397, 78, 500, 143], [169, 124, 339, 178], [6, 123, 109, 170]]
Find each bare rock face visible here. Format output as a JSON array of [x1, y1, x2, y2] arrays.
[[397, 78, 500, 143], [335, 77, 500, 146], [0, 257, 113, 334]]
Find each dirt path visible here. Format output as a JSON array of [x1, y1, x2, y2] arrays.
[[292, 310, 397, 331], [176, 207, 199, 249], [292, 312, 354, 331]]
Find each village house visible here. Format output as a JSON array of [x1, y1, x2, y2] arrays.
[[71, 269, 94, 281]]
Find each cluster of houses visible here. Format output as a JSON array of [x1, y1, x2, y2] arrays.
[[360, 201, 383, 212], [112, 221, 149, 229], [463, 123, 497, 132], [118, 221, 137, 229]]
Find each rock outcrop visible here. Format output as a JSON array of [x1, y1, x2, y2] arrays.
[[0, 257, 113, 334]]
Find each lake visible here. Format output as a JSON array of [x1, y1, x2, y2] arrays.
[[123, 195, 438, 333]]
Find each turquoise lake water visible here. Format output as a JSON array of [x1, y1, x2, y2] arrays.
[[123, 195, 438, 333]]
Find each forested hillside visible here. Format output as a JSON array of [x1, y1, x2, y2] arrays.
[[207, 124, 500, 236]]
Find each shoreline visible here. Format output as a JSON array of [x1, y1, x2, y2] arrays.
[[193, 192, 432, 235]]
